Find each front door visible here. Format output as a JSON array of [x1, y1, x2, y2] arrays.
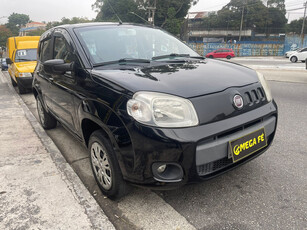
[[47, 30, 79, 133]]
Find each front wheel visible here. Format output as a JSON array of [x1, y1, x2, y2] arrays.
[[290, 56, 298, 63], [17, 81, 27, 94], [36, 96, 57, 129], [11, 77, 17, 87], [89, 130, 130, 200], [226, 55, 231, 59]]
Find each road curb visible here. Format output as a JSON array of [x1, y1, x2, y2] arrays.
[[3, 72, 115, 230]]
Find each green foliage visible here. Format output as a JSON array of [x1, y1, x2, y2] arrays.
[[6, 13, 30, 36], [46, 17, 92, 30], [93, 0, 198, 35], [267, 0, 286, 13], [27, 29, 46, 36], [94, 0, 146, 23], [200, 0, 287, 34], [286, 18, 307, 34], [0, 25, 13, 47]]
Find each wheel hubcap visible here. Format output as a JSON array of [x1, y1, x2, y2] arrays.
[[91, 142, 112, 190], [37, 99, 45, 124]]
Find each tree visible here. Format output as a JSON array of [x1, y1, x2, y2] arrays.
[[267, 0, 286, 13], [6, 13, 30, 35], [46, 17, 92, 30], [93, 0, 147, 24], [286, 18, 307, 34], [93, 0, 198, 35], [0, 25, 13, 47], [201, 0, 287, 34]]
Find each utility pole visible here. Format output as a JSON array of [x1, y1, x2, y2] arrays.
[[239, 6, 245, 41], [301, 1, 307, 47], [147, 0, 157, 26]]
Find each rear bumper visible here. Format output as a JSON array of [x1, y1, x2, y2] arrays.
[[124, 101, 278, 189]]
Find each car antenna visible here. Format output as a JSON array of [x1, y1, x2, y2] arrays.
[[106, 0, 123, 25]]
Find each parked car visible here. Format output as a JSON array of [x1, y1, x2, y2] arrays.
[[205, 48, 235, 59], [284, 48, 300, 58], [6, 36, 40, 94], [289, 47, 307, 63], [1, 58, 8, 70], [33, 23, 277, 199]]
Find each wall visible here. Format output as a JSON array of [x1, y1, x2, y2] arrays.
[[189, 42, 285, 57], [284, 35, 307, 52], [189, 35, 307, 57]]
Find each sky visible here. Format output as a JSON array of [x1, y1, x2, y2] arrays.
[[0, 0, 305, 25]]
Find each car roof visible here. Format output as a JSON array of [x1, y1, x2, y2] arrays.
[[55, 22, 155, 30], [40, 22, 157, 41]]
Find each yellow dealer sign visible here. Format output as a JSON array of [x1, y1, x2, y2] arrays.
[[229, 128, 267, 163]]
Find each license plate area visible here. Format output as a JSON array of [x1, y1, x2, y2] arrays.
[[229, 128, 267, 163]]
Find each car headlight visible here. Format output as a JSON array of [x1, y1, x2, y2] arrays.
[[257, 72, 272, 102], [127, 92, 199, 128], [18, 72, 32, 77]]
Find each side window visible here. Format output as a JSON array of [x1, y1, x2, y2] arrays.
[[40, 38, 52, 62], [53, 36, 74, 63]]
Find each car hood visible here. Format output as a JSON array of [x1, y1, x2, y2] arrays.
[[91, 59, 259, 98], [15, 61, 37, 73]]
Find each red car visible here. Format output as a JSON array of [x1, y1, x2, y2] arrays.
[[206, 48, 235, 59]]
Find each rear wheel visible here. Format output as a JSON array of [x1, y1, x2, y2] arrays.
[[36, 96, 57, 129], [290, 56, 297, 63], [89, 130, 130, 200]]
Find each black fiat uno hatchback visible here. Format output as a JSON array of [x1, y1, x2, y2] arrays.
[[33, 23, 277, 199]]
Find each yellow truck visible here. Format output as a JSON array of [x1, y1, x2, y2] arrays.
[[6, 36, 40, 94]]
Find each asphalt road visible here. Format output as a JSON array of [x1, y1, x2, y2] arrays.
[[160, 80, 307, 229], [2, 60, 307, 229], [228, 57, 306, 70]]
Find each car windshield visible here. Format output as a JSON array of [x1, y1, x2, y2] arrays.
[[15, 49, 37, 62], [74, 25, 200, 65]]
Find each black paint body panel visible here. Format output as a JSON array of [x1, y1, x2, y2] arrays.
[[32, 23, 278, 189]]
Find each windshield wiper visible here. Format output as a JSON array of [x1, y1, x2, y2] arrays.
[[93, 58, 151, 67], [152, 53, 205, 61], [152, 53, 190, 60]]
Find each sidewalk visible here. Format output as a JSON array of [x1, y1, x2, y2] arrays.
[[0, 72, 115, 229]]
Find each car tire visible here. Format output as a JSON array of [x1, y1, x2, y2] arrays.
[[290, 56, 298, 63], [89, 130, 130, 200], [36, 96, 57, 129], [16, 79, 27, 94], [11, 77, 17, 87], [226, 55, 231, 59], [209, 55, 213, 58]]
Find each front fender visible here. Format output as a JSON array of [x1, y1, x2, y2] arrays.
[[78, 98, 140, 181]]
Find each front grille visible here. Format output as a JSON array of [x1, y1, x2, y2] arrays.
[[197, 158, 233, 176], [245, 87, 266, 106]]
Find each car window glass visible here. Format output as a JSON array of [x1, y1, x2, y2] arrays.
[[53, 36, 74, 63], [74, 26, 199, 63], [40, 38, 52, 62], [14, 49, 37, 62]]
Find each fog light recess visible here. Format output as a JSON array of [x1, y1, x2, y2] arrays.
[[152, 163, 183, 183]]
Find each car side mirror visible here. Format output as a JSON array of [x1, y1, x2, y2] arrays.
[[43, 59, 73, 75], [6, 58, 12, 65]]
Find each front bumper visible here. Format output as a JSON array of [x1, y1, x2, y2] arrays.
[[16, 77, 33, 89], [124, 101, 277, 189]]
